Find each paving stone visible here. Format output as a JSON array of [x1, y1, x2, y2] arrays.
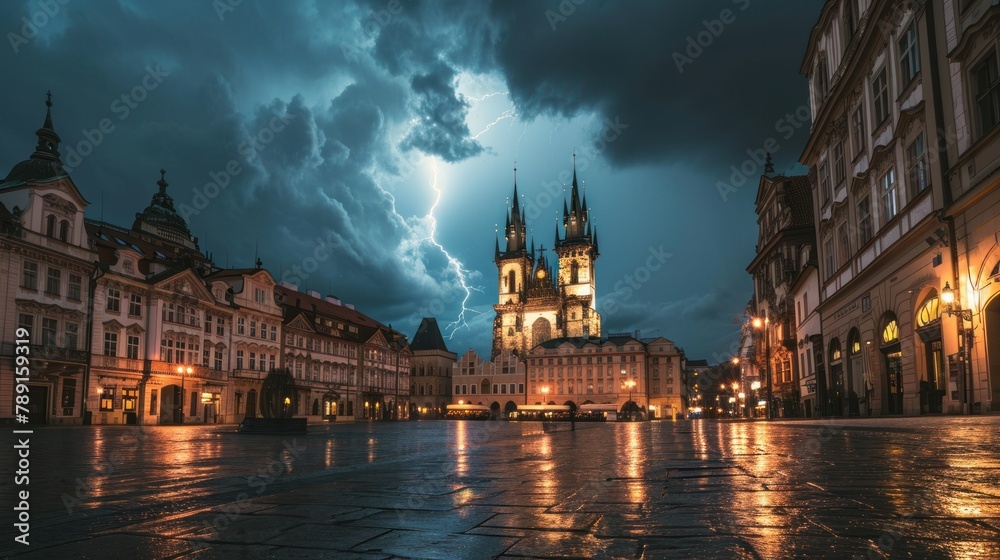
[[9, 417, 1000, 559]]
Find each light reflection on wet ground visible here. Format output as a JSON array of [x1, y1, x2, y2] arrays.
[[3, 416, 1000, 558]]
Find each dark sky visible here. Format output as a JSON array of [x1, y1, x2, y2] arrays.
[[1, 0, 824, 362]]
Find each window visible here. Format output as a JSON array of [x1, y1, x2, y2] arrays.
[[899, 23, 920, 84], [68, 274, 82, 301], [18, 314, 33, 341], [249, 352, 257, 370], [907, 134, 929, 196], [22, 261, 38, 290], [42, 318, 57, 346], [161, 338, 174, 363], [122, 259, 133, 274], [254, 287, 266, 304], [815, 57, 829, 103], [858, 195, 873, 246], [99, 386, 115, 411], [236, 350, 244, 370], [270, 325, 277, 341], [205, 313, 212, 333], [250, 321, 256, 338], [820, 160, 832, 204], [880, 168, 898, 224], [833, 140, 845, 187], [104, 332, 118, 356], [127, 335, 139, 359], [45, 267, 61, 296], [838, 222, 850, 267], [106, 289, 121, 312], [974, 52, 1000, 135], [824, 237, 835, 279], [216, 317, 224, 336], [873, 68, 889, 126], [122, 388, 137, 412], [852, 104, 866, 156], [129, 294, 142, 317], [65, 322, 79, 349], [214, 348, 224, 370], [45, 214, 56, 237], [260, 322, 268, 340], [203, 347, 211, 367], [237, 317, 245, 335], [844, 0, 857, 40]]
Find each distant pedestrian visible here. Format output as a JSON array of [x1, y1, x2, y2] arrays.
[[570, 409, 576, 431]]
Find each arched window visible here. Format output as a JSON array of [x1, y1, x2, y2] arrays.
[[45, 215, 56, 237], [915, 292, 940, 328], [481, 379, 490, 394], [882, 318, 899, 345], [59, 219, 70, 242], [829, 338, 842, 364], [507, 269, 516, 293]]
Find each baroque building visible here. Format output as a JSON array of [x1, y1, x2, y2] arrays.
[[0, 95, 94, 425], [0, 96, 411, 424], [525, 334, 685, 420], [451, 348, 526, 416], [801, 0, 1000, 415], [492, 164, 601, 359]]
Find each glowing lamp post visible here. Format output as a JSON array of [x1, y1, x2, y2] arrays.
[[752, 315, 773, 420], [177, 366, 192, 424], [942, 282, 975, 413], [622, 378, 637, 421]]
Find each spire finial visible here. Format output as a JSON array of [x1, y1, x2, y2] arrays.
[[157, 169, 168, 192], [46, 90, 52, 108], [764, 152, 775, 175]]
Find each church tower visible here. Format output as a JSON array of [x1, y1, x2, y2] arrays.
[[492, 158, 602, 359], [555, 158, 601, 340], [492, 171, 533, 359]]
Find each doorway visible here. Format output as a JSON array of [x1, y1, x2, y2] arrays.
[[26, 385, 49, 425], [885, 350, 903, 414]]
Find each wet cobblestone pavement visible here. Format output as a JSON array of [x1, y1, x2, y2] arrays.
[[3, 416, 1000, 559]]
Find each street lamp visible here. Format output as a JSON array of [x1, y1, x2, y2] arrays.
[[540, 385, 550, 403], [622, 377, 636, 421], [752, 314, 773, 420], [177, 366, 192, 424], [750, 381, 761, 418], [942, 282, 976, 413]]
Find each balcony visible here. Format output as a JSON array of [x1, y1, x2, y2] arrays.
[[232, 369, 266, 380], [1, 342, 88, 364], [97, 356, 227, 382]]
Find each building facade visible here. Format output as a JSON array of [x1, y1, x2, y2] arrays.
[[524, 334, 685, 419], [409, 317, 456, 418], [939, 0, 1000, 413], [451, 348, 526, 416], [0, 96, 94, 425], [801, 0, 972, 415], [746, 167, 815, 418], [0, 97, 411, 424], [492, 165, 601, 359]]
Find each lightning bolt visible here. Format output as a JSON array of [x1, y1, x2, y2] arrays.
[[464, 90, 509, 102], [423, 157, 483, 338], [472, 107, 518, 139]]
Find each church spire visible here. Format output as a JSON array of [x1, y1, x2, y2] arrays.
[[501, 166, 526, 254], [31, 91, 62, 162]]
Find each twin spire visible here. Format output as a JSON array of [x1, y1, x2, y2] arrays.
[[498, 155, 598, 260]]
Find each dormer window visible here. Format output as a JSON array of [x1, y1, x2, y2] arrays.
[[45, 214, 56, 237], [59, 219, 69, 242]]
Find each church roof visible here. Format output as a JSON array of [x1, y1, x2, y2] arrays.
[[410, 317, 450, 352]]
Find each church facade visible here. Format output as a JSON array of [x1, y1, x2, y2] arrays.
[[492, 165, 601, 359]]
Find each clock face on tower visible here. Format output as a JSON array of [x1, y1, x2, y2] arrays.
[[536, 269, 545, 279]]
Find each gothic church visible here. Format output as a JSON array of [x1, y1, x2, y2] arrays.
[[492, 162, 601, 359]]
